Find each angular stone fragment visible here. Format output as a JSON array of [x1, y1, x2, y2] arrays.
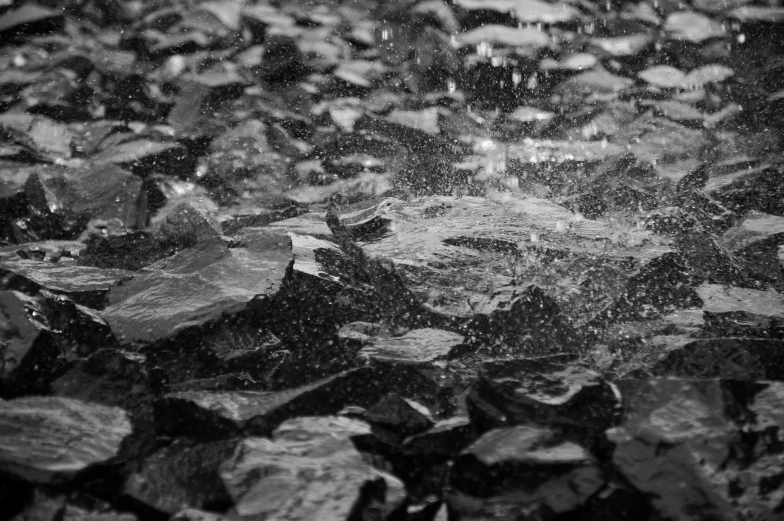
[[332, 195, 671, 333], [664, 11, 726, 42], [447, 425, 605, 520], [467, 356, 622, 435], [0, 290, 62, 396], [364, 393, 434, 440], [124, 439, 236, 514], [63, 506, 137, 521], [608, 378, 784, 521], [25, 164, 144, 230], [51, 349, 155, 429], [720, 211, 784, 252], [101, 232, 291, 344], [0, 259, 132, 308], [0, 396, 131, 483], [652, 338, 784, 380], [697, 284, 784, 319], [357, 328, 464, 365], [455, 0, 580, 23], [156, 366, 449, 439], [403, 416, 477, 457], [155, 202, 222, 244], [219, 416, 405, 521]]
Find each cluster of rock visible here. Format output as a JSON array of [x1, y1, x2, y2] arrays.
[[1, 0, 784, 519]]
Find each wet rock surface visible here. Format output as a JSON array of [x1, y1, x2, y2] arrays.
[[1, 0, 784, 518]]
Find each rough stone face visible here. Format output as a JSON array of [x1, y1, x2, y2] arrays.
[[331, 194, 671, 345], [124, 439, 237, 514], [155, 366, 453, 439], [219, 416, 405, 521], [447, 424, 605, 520], [356, 327, 464, 365], [467, 355, 622, 438], [0, 290, 61, 396], [608, 378, 784, 521], [363, 393, 435, 441], [0, 396, 132, 483], [101, 232, 291, 344], [0, 259, 132, 308]]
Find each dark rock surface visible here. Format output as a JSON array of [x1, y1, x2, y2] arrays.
[[1, 0, 784, 518]]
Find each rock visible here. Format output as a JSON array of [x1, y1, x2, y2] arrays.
[[589, 34, 652, 57], [90, 139, 192, 179], [455, 0, 580, 24], [0, 290, 62, 396], [51, 348, 155, 433], [720, 211, 784, 252], [100, 232, 291, 344], [8, 488, 65, 521], [553, 67, 634, 107], [467, 355, 622, 439], [25, 164, 144, 232], [259, 32, 306, 83], [363, 393, 435, 441], [702, 162, 784, 217], [170, 509, 225, 521], [447, 425, 605, 520], [0, 4, 63, 37], [357, 328, 464, 365], [155, 366, 452, 439], [0, 259, 133, 309], [652, 338, 784, 380], [219, 416, 405, 520], [37, 290, 119, 355], [403, 416, 477, 456], [663, 11, 727, 43], [0, 396, 131, 483], [638, 65, 687, 89], [608, 378, 784, 521], [124, 439, 237, 515], [62, 506, 137, 521], [155, 202, 222, 244], [457, 25, 550, 49], [698, 283, 784, 319], [330, 194, 671, 336]]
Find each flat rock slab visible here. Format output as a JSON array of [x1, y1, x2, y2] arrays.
[[357, 328, 464, 365], [0, 259, 132, 307], [335, 194, 671, 323], [0, 396, 131, 483], [697, 284, 784, 318], [101, 233, 291, 344]]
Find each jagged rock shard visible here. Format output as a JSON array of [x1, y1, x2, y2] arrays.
[[447, 424, 604, 520], [0, 396, 131, 483], [608, 378, 784, 521], [156, 368, 437, 438], [0, 290, 60, 393], [468, 355, 621, 432], [363, 393, 434, 438], [101, 232, 291, 344], [219, 416, 405, 521]]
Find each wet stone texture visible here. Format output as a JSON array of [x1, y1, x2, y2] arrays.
[[1, 0, 784, 518]]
